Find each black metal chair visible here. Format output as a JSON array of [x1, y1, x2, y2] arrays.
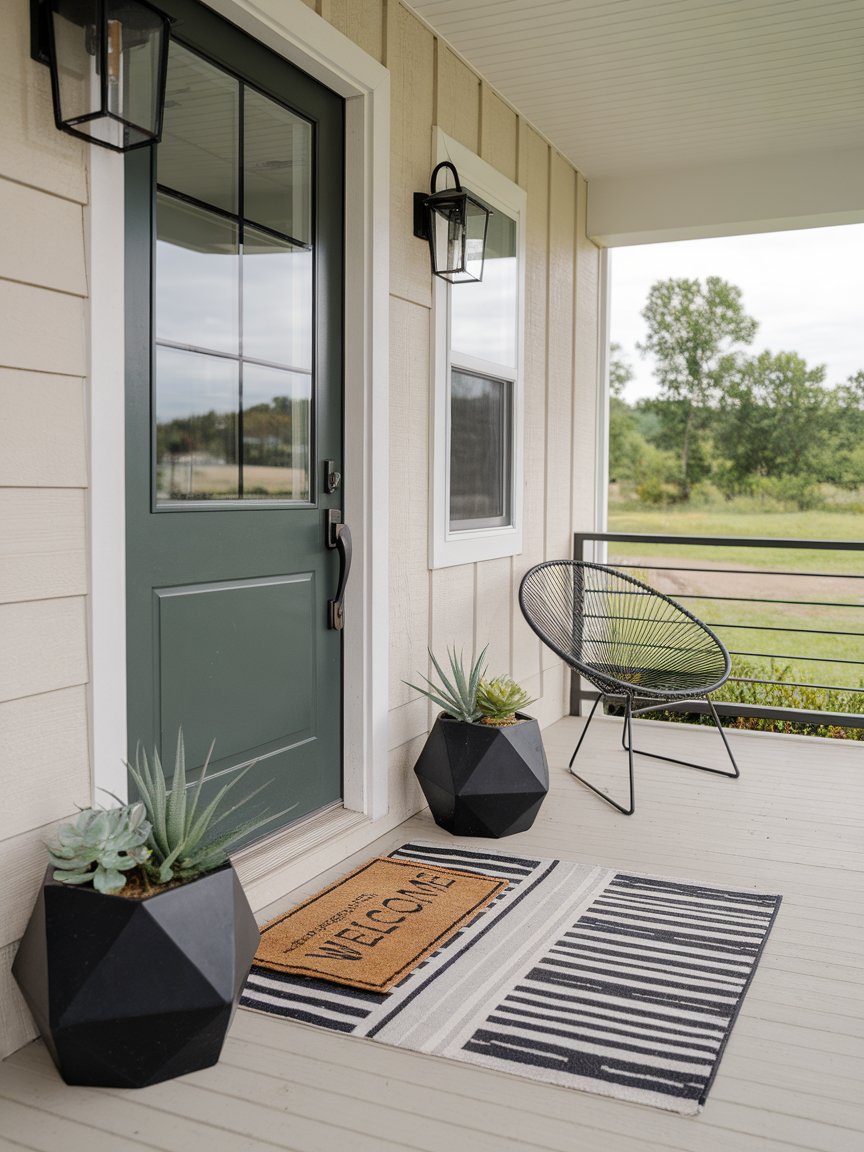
[[519, 560, 739, 815]]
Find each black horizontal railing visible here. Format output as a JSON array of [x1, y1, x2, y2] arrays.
[[571, 531, 864, 730]]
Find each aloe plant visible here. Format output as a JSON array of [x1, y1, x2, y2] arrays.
[[404, 647, 488, 723], [46, 804, 152, 894], [477, 676, 536, 724], [123, 730, 297, 884]]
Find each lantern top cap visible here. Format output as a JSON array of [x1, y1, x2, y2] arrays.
[[31, 0, 174, 67]]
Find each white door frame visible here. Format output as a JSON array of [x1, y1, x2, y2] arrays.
[[88, 0, 390, 835]]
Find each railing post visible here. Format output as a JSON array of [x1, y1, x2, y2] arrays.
[[570, 534, 586, 716]]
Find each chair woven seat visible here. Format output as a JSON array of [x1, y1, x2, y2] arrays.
[[518, 560, 739, 815], [583, 663, 725, 697]]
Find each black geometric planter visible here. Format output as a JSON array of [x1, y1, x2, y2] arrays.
[[414, 714, 549, 837], [12, 863, 259, 1088]]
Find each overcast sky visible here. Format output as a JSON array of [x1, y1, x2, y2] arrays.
[[609, 223, 864, 402]]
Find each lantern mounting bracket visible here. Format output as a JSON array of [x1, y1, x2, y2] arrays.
[[30, 0, 51, 64]]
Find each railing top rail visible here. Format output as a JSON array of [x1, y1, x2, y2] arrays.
[[574, 531, 864, 551]]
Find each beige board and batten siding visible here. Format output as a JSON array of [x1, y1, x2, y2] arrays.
[[378, 0, 601, 759], [0, 0, 602, 1060], [0, 0, 92, 1058]]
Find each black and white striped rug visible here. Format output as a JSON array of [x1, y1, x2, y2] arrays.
[[241, 843, 781, 1114]]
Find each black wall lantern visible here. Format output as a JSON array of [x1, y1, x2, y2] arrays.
[[30, 0, 171, 153], [414, 161, 492, 283]]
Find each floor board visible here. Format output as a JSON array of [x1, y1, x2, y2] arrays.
[[2, 717, 862, 1152]]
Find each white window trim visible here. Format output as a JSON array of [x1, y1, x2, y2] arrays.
[[429, 129, 527, 570], [88, 0, 390, 840]]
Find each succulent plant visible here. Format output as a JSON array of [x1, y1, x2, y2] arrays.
[[46, 804, 152, 894], [124, 729, 297, 884], [405, 647, 488, 724], [476, 676, 537, 725]]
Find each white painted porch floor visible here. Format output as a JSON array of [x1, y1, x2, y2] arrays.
[[2, 715, 863, 1152]]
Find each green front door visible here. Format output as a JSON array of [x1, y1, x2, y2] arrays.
[[125, 0, 345, 838]]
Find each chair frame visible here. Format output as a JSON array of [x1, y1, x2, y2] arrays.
[[519, 560, 740, 815]]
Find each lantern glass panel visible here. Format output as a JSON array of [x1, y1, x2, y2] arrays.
[[462, 193, 490, 282], [428, 189, 490, 283], [430, 198, 466, 281], [50, 2, 95, 125], [111, 0, 166, 138]]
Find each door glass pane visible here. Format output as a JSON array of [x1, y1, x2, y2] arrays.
[[243, 228, 312, 369], [449, 369, 511, 529], [244, 88, 312, 242], [242, 364, 311, 500], [450, 207, 518, 369], [153, 42, 319, 507], [156, 346, 239, 502], [158, 42, 239, 214], [156, 195, 239, 355]]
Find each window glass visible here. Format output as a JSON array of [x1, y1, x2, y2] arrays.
[[242, 364, 311, 500], [449, 370, 512, 528], [242, 229, 312, 369], [156, 195, 239, 355], [158, 42, 239, 214], [244, 89, 312, 243], [155, 346, 239, 501], [450, 208, 517, 369], [153, 40, 315, 507]]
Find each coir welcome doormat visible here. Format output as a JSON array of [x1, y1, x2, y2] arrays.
[[242, 843, 781, 1114], [253, 857, 508, 992]]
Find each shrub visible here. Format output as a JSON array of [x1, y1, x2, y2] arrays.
[[633, 658, 863, 740]]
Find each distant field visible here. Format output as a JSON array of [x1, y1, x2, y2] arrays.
[[606, 503, 864, 692], [606, 504, 864, 574]]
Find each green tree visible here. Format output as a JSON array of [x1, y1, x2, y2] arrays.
[[716, 350, 831, 504], [607, 344, 680, 501], [609, 341, 633, 398], [639, 277, 758, 499], [608, 343, 636, 481], [825, 370, 864, 489]]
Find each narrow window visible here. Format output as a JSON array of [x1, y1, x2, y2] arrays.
[[431, 133, 525, 568]]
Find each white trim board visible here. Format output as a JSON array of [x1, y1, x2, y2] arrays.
[[88, 0, 391, 878]]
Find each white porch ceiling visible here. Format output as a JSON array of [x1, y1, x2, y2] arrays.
[[406, 0, 864, 243]]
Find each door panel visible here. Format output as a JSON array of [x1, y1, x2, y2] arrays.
[[125, 0, 344, 840], [157, 575, 316, 762]]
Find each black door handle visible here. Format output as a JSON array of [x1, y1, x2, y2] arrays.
[[326, 509, 352, 630]]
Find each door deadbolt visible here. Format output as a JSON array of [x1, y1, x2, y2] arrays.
[[324, 459, 341, 494]]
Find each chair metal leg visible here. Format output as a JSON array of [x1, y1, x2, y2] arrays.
[[625, 696, 740, 779], [569, 695, 636, 816]]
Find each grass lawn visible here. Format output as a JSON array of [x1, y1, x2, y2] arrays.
[[606, 504, 864, 574], [683, 596, 863, 690], [605, 501, 864, 696]]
